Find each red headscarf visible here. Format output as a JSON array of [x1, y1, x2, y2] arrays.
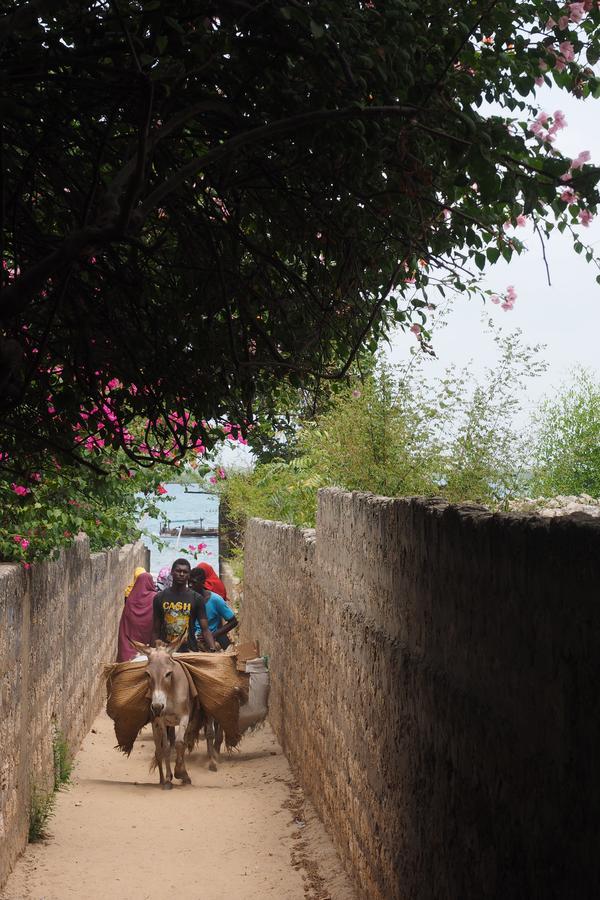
[[195, 562, 227, 600], [117, 572, 157, 662]]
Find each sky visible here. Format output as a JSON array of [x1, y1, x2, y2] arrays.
[[387, 83, 600, 422]]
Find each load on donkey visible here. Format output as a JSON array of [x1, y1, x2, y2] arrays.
[[104, 637, 268, 789]]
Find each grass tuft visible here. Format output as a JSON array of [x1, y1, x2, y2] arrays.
[[28, 785, 55, 843], [52, 728, 72, 789]]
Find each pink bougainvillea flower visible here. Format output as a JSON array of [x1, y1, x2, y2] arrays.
[[209, 476, 217, 484], [197, 542, 207, 551], [31, 472, 41, 482], [571, 150, 591, 170], [560, 188, 577, 204], [560, 172, 573, 182], [409, 323, 422, 336], [557, 14, 570, 28], [569, 2, 586, 21], [559, 40, 575, 60], [22, 562, 31, 570], [554, 55, 567, 72], [579, 209, 594, 226], [490, 294, 501, 305], [156, 484, 168, 496], [535, 76, 544, 86], [506, 285, 517, 303], [12, 534, 22, 543], [217, 467, 227, 480], [11, 483, 31, 496], [553, 109, 567, 129], [516, 214, 528, 227], [20, 538, 30, 549]]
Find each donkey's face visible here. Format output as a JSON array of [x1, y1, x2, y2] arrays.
[[130, 633, 186, 716], [145, 648, 176, 716]]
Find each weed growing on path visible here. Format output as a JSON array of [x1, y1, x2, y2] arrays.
[[53, 728, 72, 789], [28, 785, 55, 842]]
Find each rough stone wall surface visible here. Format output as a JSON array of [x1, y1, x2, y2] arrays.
[[242, 488, 600, 900], [0, 537, 148, 886]]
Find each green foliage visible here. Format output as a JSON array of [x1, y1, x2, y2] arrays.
[[28, 785, 56, 843], [27, 726, 73, 843], [0, 452, 167, 564], [1, 1, 600, 469], [530, 369, 600, 497], [53, 728, 72, 790], [222, 327, 545, 530]]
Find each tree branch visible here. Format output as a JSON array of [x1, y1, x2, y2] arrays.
[[137, 104, 418, 219], [0, 225, 118, 320]]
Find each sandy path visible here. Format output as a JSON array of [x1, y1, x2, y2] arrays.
[[1, 711, 354, 900]]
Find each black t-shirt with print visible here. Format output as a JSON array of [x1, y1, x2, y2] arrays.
[[153, 587, 207, 650]]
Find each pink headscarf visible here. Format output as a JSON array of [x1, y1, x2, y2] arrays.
[[117, 572, 157, 662]]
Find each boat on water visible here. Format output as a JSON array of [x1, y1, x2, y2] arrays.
[[159, 515, 219, 537], [159, 524, 219, 537]]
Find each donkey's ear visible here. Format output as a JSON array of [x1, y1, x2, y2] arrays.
[[167, 630, 187, 655], [130, 638, 153, 656]]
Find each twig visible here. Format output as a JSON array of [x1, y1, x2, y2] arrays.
[[534, 218, 551, 286]]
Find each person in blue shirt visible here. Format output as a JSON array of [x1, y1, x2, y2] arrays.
[[189, 566, 238, 649]]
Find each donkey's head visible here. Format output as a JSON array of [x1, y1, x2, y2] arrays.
[[130, 632, 186, 716]]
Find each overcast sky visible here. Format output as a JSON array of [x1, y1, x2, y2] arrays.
[[387, 83, 600, 419]]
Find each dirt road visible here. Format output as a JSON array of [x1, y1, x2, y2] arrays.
[[1, 711, 354, 900]]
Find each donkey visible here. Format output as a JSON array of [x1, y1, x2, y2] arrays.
[[131, 635, 207, 789]]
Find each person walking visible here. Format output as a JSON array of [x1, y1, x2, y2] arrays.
[[117, 571, 157, 662], [153, 558, 216, 652], [195, 562, 228, 601], [189, 566, 238, 650]]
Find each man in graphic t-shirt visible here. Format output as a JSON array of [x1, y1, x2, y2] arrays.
[[153, 558, 216, 652]]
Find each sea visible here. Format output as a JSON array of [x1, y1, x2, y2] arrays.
[[139, 482, 220, 576]]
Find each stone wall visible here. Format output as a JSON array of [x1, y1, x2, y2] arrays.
[[0, 537, 148, 886], [242, 488, 600, 899]]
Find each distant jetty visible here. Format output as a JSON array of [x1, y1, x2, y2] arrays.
[[159, 520, 219, 537]]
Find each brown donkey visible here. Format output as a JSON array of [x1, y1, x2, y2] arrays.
[[131, 635, 202, 789]]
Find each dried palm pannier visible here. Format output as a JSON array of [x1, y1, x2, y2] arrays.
[[105, 652, 248, 755]]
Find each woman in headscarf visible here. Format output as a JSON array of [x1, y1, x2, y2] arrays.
[[194, 561, 227, 601], [117, 570, 157, 662], [156, 565, 173, 590]]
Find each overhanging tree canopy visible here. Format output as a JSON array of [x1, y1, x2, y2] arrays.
[[1, 0, 599, 474]]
